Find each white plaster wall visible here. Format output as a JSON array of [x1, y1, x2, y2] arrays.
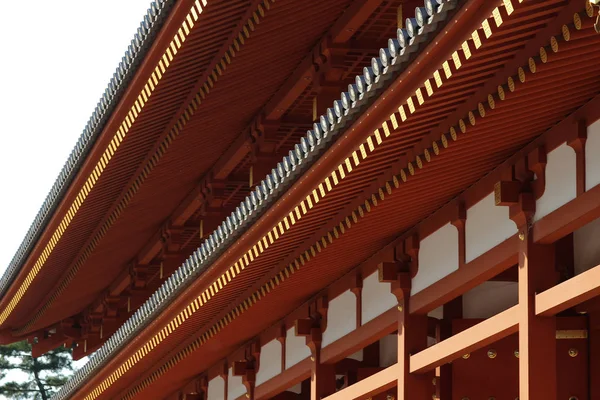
[[428, 306, 443, 320], [361, 271, 397, 324], [586, 119, 600, 190], [285, 327, 310, 369], [227, 367, 245, 400], [574, 216, 600, 274], [256, 339, 282, 386], [288, 383, 302, 394], [348, 349, 363, 361], [379, 334, 397, 368], [534, 143, 577, 222], [466, 192, 517, 263], [207, 376, 225, 400], [462, 281, 518, 319], [412, 223, 459, 295], [322, 290, 357, 347]]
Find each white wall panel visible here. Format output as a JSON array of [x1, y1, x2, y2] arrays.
[[575, 216, 600, 275], [207, 376, 225, 400], [463, 281, 518, 319], [361, 271, 397, 324], [285, 327, 310, 369], [534, 143, 577, 222], [227, 367, 245, 400], [586, 119, 600, 190], [256, 340, 282, 386], [466, 192, 517, 263], [412, 223, 459, 295], [322, 290, 356, 347], [379, 334, 397, 368]]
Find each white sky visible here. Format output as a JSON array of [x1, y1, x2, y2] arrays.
[[0, 0, 155, 394]]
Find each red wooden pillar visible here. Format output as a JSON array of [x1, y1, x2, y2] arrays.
[[296, 297, 335, 400], [307, 327, 336, 400], [517, 225, 557, 400], [589, 312, 600, 399], [393, 272, 430, 399], [437, 297, 462, 399]]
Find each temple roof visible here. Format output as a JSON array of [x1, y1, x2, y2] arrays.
[[0, 0, 176, 303], [52, 1, 459, 398]]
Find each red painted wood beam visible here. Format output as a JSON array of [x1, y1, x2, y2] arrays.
[[409, 305, 519, 373], [254, 359, 311, 400], [321, 363, 398, 400], [321, 308, 397, 365], [410, 235, 518, 315], [536, 263, 600, 316], [329, 0, 385, 44], [534, 183, 600, 244], [264, 0, 384, 120]]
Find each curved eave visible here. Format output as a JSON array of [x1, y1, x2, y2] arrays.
[[53, 1, 465, 399], [0, 0, 176, 314]]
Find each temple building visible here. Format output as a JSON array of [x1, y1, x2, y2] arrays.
[[2, 0, 600, 398]]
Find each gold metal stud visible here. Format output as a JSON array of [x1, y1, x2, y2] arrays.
[[398, 305, 403, 311], [487, 349, 497, 359], [568, 348, 578, 357], [514, 350, 519, 358], [462, 353, 470, 359], [519, 231, 525, 241]]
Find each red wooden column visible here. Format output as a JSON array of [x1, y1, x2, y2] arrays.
[[389, 269, 430, 399], [515, 203, 558, 399], [437, 297, 462, 399], [296, 297, 336, 400]]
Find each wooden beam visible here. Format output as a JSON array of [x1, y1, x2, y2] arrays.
[[534, 183, 600, 244], [536, 263, 600, 316], [409, 305, 519, 373], [410, 235, 518, 314], [254, 359, 311, 400], [321, 308, 397, 365], [321, 364, 398, 400]]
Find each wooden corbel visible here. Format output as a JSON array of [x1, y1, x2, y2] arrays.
[[350, 274, 363, 328], [494, 166, 536, 229], [526, 146, 547, 200], [451, 202, 467, 268], [232, 358, 256, 400], [276, 324, 286, 371], [567, 119, 587, 195]]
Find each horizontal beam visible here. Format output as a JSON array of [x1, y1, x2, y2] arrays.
[[322, 363, 398, 400], [409, 305, 519, 373], [536, 264, 600, 316], [254, 359, 311, 400], [410, 235, 518, 314], [534, 183, 600, 244], [322, 308, 397, 364]]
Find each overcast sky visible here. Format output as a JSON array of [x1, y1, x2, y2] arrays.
[[0, 0, 155, 392], [0, 1, 153, 272]]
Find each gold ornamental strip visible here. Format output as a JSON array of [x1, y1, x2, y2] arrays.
[[0, 1, 210, 326]]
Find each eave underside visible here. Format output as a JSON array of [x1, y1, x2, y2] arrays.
[[58, 0, 600, 399]]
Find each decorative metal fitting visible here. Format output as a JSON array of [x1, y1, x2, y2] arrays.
[[518, 231, 525, 241], [462, 353, 470, 359], [514, 350, 519, 358], [568, 348, 578, 357], [487, 349, 497, 359]]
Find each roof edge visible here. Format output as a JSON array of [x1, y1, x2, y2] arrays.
[[0, 0, 176, 303], [53, 2, 460, 399]]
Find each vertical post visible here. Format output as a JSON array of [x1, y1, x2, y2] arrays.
[[590, 312, 600, 399], [393, 273, 430, 400], [308, 328, 336, 400], [518, 226, 557, 399], [437, 297, 462, 399]]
